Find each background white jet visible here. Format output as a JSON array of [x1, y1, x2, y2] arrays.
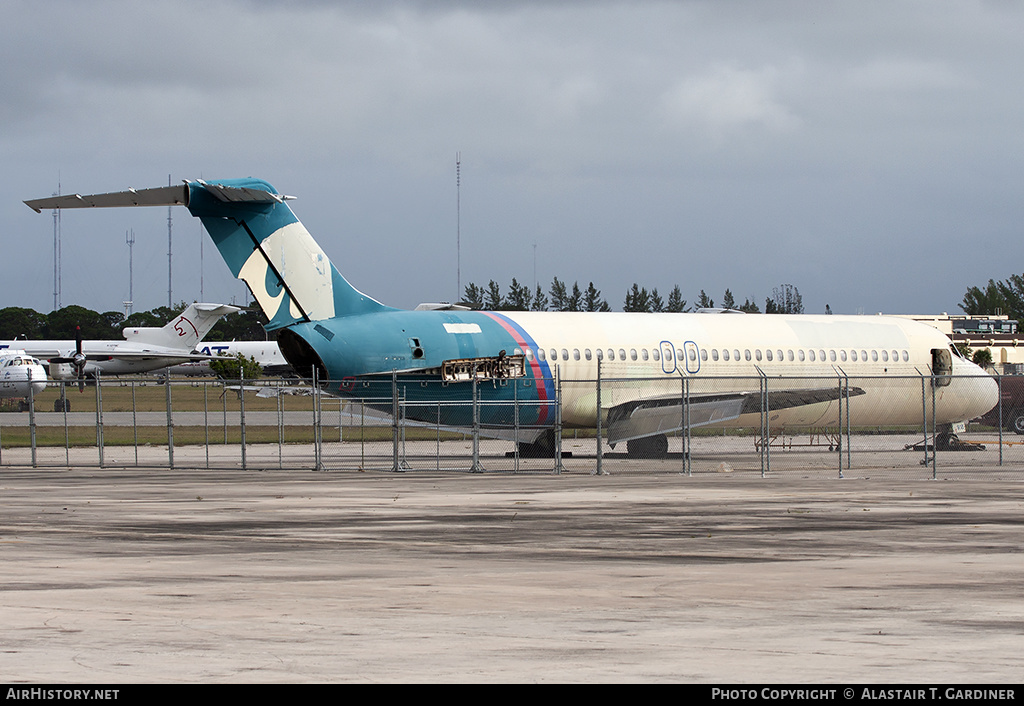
[[165, 339, 290, 377]]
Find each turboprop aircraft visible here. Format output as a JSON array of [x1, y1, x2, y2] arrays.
[[25, 178, 999, 456], [0, 302, 241, 383], [0, 349, 48, 411]]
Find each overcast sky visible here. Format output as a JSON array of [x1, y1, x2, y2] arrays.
[[4, 0, 1022, 319]]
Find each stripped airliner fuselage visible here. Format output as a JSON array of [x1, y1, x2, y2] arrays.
[[25, 178, 998, 449], [280, 307, 993, 441]]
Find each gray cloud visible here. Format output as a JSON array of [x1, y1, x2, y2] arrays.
[[4, 0, 1023, 317]]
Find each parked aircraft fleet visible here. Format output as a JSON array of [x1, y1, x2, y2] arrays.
[[0, 302, 240, 382]]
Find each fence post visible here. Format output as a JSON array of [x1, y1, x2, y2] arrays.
[[843, 375, 851, 473], [131, 380, 138, 467], [96, 371, 104, 468], [239, 366, 246, 471], [163, 373, 172, 470], [680, 373, 688, 476], [684, 375, 692, 477], [837, 374, 844, 478], [595, 359, 604, 476], [203, 380, 210, 469], [277, 378, 284, 470], [930, 373, 938, 479], [513, 379, 520, 474], [222, 379, 228, 445], [28, 366, 36, 468], [392, 370, 402, 473], [313, 366, 325, 471], [61, 382, 69, 467], [471, 373, 482, 472], [998, 374, 1004, 466], [554, 365, 564, 474], [759, 371, 769, 478], [919, 376, 931, 469], [399, 385, 408, 471]]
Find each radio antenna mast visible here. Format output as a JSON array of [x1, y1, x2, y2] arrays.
[[456, 152, 461, 302], [52, 177, 61, 311], [124, 229, 135, 318], [167, 174, 173, 308]]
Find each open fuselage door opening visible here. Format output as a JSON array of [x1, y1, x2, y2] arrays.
[[932, 347, 953, 388]]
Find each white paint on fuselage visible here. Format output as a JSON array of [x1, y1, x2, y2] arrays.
[[166, 340, 289, 376], [494, 312, 996, 430], [444, 323, 482, 334]]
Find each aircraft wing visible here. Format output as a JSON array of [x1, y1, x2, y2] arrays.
[[219, 384, 311, 398], [79, 350, 215, 362], [605, 386, 865, 445], [12, 342, 217, 364], [225, 384, 312, 398], [52, 349, 216, 364]]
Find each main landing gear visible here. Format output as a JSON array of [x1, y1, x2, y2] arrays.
[[518, 431, 672, 459], [518, 430, 557, 458], [626, 434, 669, 459], [906, 430, 985, 452]]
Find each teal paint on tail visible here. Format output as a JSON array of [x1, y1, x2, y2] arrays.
[[23, 177, 392, 331], [184, 179, 390, 330]]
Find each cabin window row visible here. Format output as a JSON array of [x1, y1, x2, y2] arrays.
[[705, 348, 910, 364], [518, 347, 912, 364]]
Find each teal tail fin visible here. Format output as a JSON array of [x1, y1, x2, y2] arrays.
[[26, 178, 390, 330], [184, 179, 389, 329]]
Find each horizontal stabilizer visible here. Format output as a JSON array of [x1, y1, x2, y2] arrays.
[[25, 185, 188, 212], [24, 181, 292, 213], [196, 179, 294, 204]]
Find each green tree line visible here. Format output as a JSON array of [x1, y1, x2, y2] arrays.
[[0, 280, 812, 341], [460, 279, 806, 314], [0, 303, 269, 341]]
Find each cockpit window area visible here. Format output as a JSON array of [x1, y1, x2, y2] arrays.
[[4, 357, 39, 367]]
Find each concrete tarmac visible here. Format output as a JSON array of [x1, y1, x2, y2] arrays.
[[1, 458, 1022, 683]]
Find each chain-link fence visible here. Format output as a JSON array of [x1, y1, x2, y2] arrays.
[[0, 372, 1021, 478]]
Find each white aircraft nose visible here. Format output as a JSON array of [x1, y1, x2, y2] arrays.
[[977, 373, 999, 418], [954, 358, 999, 421]]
